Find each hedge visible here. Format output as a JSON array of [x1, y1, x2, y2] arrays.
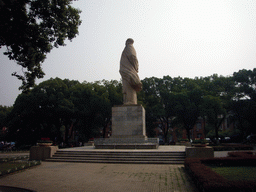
[[228, 151, 256, 158], [211, 144, 253, 151], [185, 157, 256, 192]]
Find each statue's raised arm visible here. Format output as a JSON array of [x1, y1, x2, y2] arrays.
[[119, 38, 142, 105]]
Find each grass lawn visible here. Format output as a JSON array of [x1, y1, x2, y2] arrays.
[[0, 162, 28, 172], [209, 166, 256, 181]]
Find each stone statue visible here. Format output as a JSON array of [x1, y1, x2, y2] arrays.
[[120, 38, 142, 105]]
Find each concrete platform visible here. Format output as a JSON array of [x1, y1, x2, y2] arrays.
[[30, 146, 58, 160]]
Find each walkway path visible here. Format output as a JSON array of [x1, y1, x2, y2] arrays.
[[0, 146, 200, 192], [0, 162, 198, 192], [1, 146, 255, 192]]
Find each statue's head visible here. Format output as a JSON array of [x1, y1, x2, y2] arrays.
[[126, 38, 134, 45]]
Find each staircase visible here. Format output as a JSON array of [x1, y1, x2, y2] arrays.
[[45, 150, 186, 164]]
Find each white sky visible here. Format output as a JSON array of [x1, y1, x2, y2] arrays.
[[1, 0, 256, 106]]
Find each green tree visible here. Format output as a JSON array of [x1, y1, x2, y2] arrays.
[[141, 77, 168, 141], [0, 0, 82, 92], [6, 93, 39, 146], [195, 74, 236, 139], [230, 68, 256, 138], [141, 74, 238, 142], [7, 77, 75, 146], [233, 68, 256, 100], [195, 74, 235, 99], [0, 105, 13, 140], [231, 100, 256, 138], [174, 89, 203, 140], [101, 80, 122, 137], [141, 76, 195, 143], [157, 77, 204, 141], [202, 95, 226, 144]]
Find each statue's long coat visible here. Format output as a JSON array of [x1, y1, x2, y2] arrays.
[[120, 44, 142, 92]]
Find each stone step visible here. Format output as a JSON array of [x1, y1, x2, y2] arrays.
[[54, 150, 185, 155], [49, 155, 184, 159], [53, 152, 185, 156], [45, 150, 185, 164], [48, 156, 184, 161], [46, 159, 185, 164], [50, 153, 184, 158]]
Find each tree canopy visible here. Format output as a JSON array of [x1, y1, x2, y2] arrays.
[[0, 0, 82, 92], [140, 70, 254, 143], [1, 68, 256, 146], [5, 78, 122, 146]]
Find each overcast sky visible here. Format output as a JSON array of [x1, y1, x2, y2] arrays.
[[1, 0, 256, 106]]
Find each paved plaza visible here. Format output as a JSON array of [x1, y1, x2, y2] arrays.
[[0, 146, 250, 192], [0, 161, 199, 192], [0, 146, 200, 192]]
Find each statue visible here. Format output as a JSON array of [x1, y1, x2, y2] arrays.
[[120, 38, 142, 105]]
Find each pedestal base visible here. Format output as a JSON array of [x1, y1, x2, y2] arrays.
[[94, 138, 159, 149], [95, 143, 158, 149], [94, 105, 159, 149], [111, 105, 146, 138], [30, 146, 58, 160]]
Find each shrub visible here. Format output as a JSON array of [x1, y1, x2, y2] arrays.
[[212, 145, 253, 151], [228, 151, 255, 158], [178, 139, 189, 142], [192, 139, 208, 144], [37, 138, 53, 143], [185, 157, 256, 191]]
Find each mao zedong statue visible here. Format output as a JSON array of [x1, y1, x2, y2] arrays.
[[120, 38, 142, 105]]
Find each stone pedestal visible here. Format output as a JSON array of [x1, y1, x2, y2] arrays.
[[30, 146, 58, 160], [186, 147, 214, 158], [111, 105, 146, 138], [94, 105, 159, 149]]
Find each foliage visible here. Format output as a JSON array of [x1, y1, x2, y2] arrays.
[[0, 105, 12, 140], [5, 78, 122, 146], [192, 139, 208, 144], [173, 88, 203, 140], [201, 95, 227, 144], [2, 68, 256, 146], [0, 160, 41, 176], [141, 74, 234, 143], [231, 68, 256, 137], [178, 139, 189, 142], [0, 0, 82, 92], [211, 145, 253, 151], [233, 68, 256, 100], [228, 151, 255, 158], [185, 157, 256, 192], [37, 138, 53, 143]]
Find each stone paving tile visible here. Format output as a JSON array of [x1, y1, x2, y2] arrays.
[[0, 162, 198, 192]]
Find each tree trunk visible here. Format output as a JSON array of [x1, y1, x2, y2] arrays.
[[215, 124, 220, 145], [186, 128, 191, 140], [102, 117, 110, 138]]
